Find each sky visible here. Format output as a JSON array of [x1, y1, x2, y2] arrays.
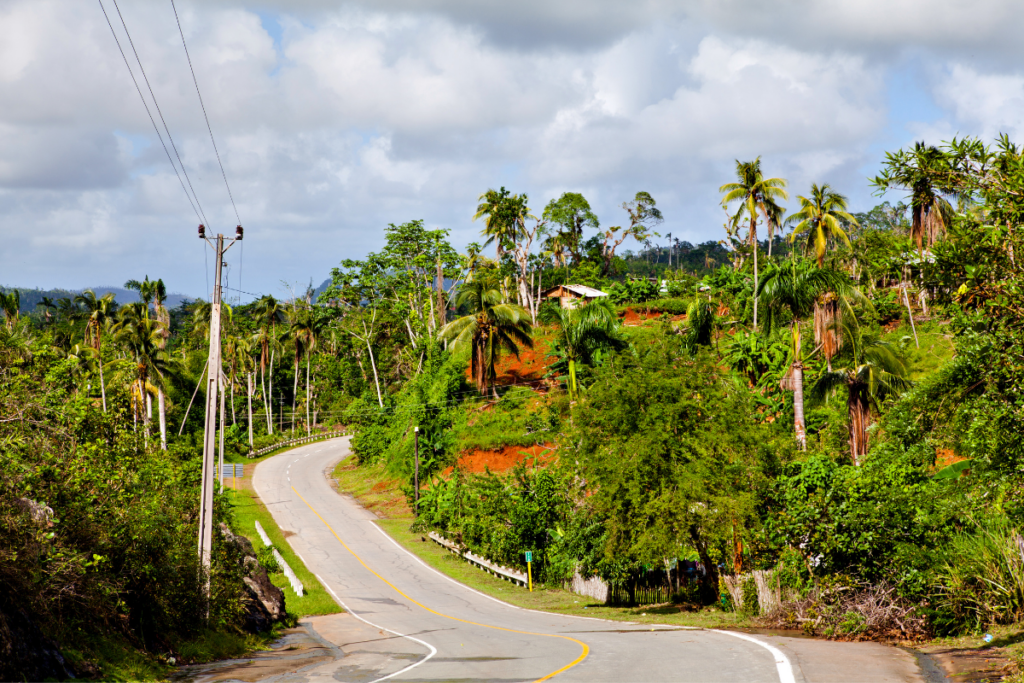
[[4, 0, 1024, 301]]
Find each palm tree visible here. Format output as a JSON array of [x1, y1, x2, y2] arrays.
[[541, 298, 622, 400], [872, 141, 957, 254], [474, 187, 531, 261], [152, 279, 170, 448], [75, 290, 116, 413], [809, 320, 911, 464], [786, 183, 858, 267], [439, 280, 532, 397], [252, 295, 282, 433], [0, 290, 19, 329], [681, 298, 719, 354], [290, 308, 324, 435], [758, 261, 860, 450], [720, 158, 788, 329], [125, 277, 157, 318], [113, 306, 173, 439]]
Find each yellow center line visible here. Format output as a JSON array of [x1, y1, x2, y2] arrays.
[[292, 486, 589, 682]]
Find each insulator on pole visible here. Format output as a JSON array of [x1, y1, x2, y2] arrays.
[[198, 224, 206, 239], [235, 225, 244, 240]]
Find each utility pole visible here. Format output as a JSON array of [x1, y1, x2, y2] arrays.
[[197, 224, 242, 608], [413, 426, 420, 515]]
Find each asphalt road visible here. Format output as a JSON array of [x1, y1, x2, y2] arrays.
[[253, 437, 923, 683]]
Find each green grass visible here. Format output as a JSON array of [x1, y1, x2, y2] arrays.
[[227, 487, 342, 617], [881, 320, 955, 380], [376, 519, 751, 630]]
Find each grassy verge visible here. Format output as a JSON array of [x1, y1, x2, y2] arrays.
[[331, 458, 752, 630], [226, 487, 341, 617]]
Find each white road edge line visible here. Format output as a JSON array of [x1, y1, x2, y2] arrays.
[[315, 573, 437, 683], [711, 630, 796, 683]]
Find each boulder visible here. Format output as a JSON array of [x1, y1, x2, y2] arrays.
[[0, 592, 75, 682], [218, 523, 286, 632]]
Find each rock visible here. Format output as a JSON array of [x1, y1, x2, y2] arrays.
[[15, 498, 54, 527], [218, 523, 286, 632], [0, 592, 76, 682], [242, 568, 286, 632]]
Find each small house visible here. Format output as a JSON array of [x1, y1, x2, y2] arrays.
[[541, 284, 608, 309]]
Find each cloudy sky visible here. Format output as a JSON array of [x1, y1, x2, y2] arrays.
[[2, 0, 1024, 300]]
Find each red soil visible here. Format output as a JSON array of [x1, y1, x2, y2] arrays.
[[468, 334, 556, 389], [935, 448, 968, 470], [620, 307, 686, 325], [442, 443, 554, 476]]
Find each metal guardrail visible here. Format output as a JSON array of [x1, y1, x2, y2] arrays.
[[247, 430, 349, 458], [428, 531, 528, 587]]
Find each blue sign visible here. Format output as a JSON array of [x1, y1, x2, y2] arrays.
[[525, 551, 533, 563]]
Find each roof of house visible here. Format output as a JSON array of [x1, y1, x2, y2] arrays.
[[542, 284, 608, 298]]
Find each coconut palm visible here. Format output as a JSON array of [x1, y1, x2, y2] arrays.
[[809, 320, 911, 464], [541, 298, 623, 400], [290, 307, 325, 435], [474, 187, 531, 261], [786, 183, 858, 268], [720, 158, 788, 329], [252, 295, 282, 433], [439, 280, 532, 397], [0, 290, 19, 329], [37, 297, 57, 325], [113, 305, 174, 439], [125, 277, 157, 318], [872, 141, 958, 254], [681, 298, 719, 354], [152, 279, 171, 448], [758, 261, 861, 450], [76, 290, 116, 413]]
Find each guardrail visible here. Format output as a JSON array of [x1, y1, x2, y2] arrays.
[[428, 531, 528, 587], [247, 430, 349, 458]]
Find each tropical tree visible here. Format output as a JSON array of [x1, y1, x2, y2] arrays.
[[720, 158, 788, 328], [540, 298, 623, 400], [758, 261, 860, 450], [542, 192, 600, 269], [872, 141, 959, 254], [598, 192, 664, 276], [152, 279, 170, 448], [251, 295, 282, 432], [75, 290, 115, 413], [113, 305, 174, 439], [125, 277, 157, 318], [474, 187, 529, 260], [809, 320, 911, 464], [439, 280, 532, 397], [787, 183, 858, 267], [0, 290, 19, 329]]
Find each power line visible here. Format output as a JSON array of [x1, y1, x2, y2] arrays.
[[170, 0, 242, 226], [97, 0, 204, 226], [109, 0, 211, 229]]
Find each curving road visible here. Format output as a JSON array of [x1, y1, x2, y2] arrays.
[[253, 438, 922, 683]]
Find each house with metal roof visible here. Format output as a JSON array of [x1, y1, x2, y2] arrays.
[[541, 284, 609, 309]]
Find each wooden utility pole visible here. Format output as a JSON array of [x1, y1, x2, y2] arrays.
[[197, 225, 242, 606]]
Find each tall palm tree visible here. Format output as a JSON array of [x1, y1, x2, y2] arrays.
[[439, 280, 532, 397], [125, 277, 157, 318], [0, 290, 19, 329], [786, 183, 858, 267], [152, 279, 170, 449], [758, 261, 860, 450], [75, 290, 115, 413], [720, 158, 788, 329], [291, 308, 324, 435], [474, 187, 532, 262], [38, 297, 57, 325], [541, 298, 623, 400], [252, 295, 282, 433], [809, 320, 911, 464], [113, 306, 173, 440], [872, 141, 957, 254]]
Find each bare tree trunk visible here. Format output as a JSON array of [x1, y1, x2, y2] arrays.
[[792, 323, 806, 451], [247, 372, 253, 449], [158, 388, 167, 451], [366, 339, 384, 408], [436, 256, 445, 329], [306, 352, 311, 436], [269, 348, 276, 434], [293, 358, 299, 431], [848, 383, 871, 465], [261, 363, 272, 434], [902, 284, 919, 348], [230, 372, 236, 426], [98, 356, 107, 413]]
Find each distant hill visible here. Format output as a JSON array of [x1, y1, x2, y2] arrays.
[[0, 285, 194, 314]]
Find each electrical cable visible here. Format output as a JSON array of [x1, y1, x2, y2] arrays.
[[109, 0, 211, 229], [97, 0, 204, 226], [170, 0, 242, 227]]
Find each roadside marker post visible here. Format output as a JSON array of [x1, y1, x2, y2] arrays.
[[525, 551, 533, 592]]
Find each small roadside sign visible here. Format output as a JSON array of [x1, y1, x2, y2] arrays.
[[525, 551, 532, 563]]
